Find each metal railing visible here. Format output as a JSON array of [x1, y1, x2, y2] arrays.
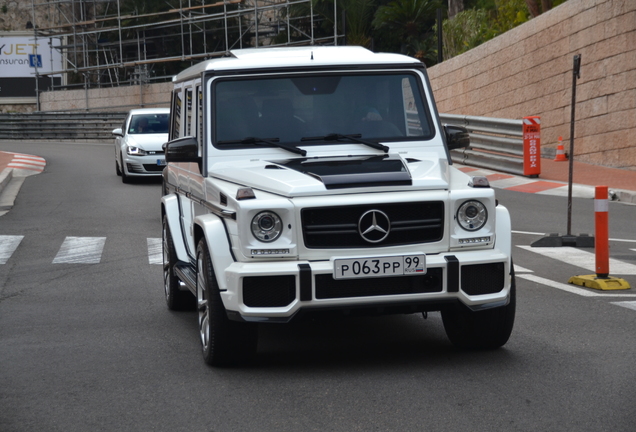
[[0, 112, 126, 141], [440, 113, 529, 176]]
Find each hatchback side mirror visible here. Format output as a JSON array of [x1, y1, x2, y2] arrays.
[[444, 125, 470, 150], [112, 128, 123, 137], [164, 136, 200, 163]]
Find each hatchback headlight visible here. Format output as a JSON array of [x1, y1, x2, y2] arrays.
[[127, 146, 147, 156], [251, 211, 283, 242], [457, 200, 487, 231]]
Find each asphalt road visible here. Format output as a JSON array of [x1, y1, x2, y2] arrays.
[[1, 141, 635, 432]]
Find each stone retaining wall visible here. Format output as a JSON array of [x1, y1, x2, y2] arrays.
[[428, 0, 636, 170]]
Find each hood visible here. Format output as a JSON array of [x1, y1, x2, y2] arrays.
[[127, 133, 169, 151], [210, 153, 450, 197]]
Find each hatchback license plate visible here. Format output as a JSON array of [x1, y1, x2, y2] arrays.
[[334, 254, 426, 279], [157, 159, 166, 166]]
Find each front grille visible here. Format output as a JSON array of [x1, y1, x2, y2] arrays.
[[461, 262, 505, 295], [301, 202, 444, 248], [243, 275, 296, 307], [143, 164, 166, 172], [315, 268, 442, 299]]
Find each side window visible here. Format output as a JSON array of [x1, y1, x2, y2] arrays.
[[197, 85, 203, 148], [171, 89, 183, 140], [185, 88, 193, 137]]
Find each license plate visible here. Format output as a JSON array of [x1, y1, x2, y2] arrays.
[[334, 254, 426, 279], [157, 159, 166, 166]]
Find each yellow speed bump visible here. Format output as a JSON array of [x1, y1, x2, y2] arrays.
[[568, 275, 631, 291]]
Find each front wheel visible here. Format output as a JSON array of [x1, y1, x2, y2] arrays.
[[441, 265, 516, 349], [196, 239, 257, 366]]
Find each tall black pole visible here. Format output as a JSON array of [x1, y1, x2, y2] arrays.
[[567, 54, 581, 236], [437, 9, 443, 64]]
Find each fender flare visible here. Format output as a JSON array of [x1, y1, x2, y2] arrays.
[[161, 194, 189, 263], [495, 204, 512, 261], [194, 213, 235, 291]]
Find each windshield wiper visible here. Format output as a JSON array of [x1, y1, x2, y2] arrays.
[[300, 133, 389, 153], [217, 137, 306, 156]]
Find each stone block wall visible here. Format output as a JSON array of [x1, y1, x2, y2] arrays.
[[40, 82, 172, 112], [428, 0, 636, 170]]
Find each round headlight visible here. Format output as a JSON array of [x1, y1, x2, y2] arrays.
[[251, 211, 283, 242], [456, 200, 487, 231]]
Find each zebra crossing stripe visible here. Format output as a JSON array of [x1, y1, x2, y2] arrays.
[[517, 245, 636, 275], [147, 238, 162, 265], [52, 237, 106, 264], [0, 235, 24, 265]]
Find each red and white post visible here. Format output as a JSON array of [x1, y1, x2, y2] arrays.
[[523, 116, 541, 177], [594, 186, 609, 278]]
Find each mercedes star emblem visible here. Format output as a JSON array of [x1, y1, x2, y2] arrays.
[[358, 210, 391, 243]]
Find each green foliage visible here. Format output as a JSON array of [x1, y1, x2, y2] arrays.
[[440, 0, 532, 60]]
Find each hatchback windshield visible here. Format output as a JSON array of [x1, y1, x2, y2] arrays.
[[128, 114, 170, 135], [213, 72, 433, 146]]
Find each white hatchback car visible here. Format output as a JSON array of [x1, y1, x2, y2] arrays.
[[112, 108, 170, 183]]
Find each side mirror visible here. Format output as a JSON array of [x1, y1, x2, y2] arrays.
[[164, 136, 200, 164], [444, 125, 470, 150], [112, 128, 123, 137]]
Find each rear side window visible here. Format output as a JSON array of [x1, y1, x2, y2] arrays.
[[171, 89, 183, 140]]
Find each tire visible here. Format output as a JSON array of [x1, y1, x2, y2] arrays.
[[163, 216, 194, 311], [441, 265, 516, 350], [196, 238, 258, 366], [115, 159, 121, 176]]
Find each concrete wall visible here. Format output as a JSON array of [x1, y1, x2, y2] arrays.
[[40, 82, 172, 112], [428, 0, 636, 171]]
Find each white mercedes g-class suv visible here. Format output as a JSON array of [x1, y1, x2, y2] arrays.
[[161, 46, 515, 366]]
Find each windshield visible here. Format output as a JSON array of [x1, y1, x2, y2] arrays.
[[128, 113, 170, 135], [213, 72, 433, 147]]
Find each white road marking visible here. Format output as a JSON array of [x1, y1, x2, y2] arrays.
[[147, 238, 162, 265], [52, 237, 106, 264], [611, 301, 636, 311], [0, 235, 24, 265], [517, 245, 636, 275], [514, 264, 533, 273], [517, 273, 636, 297]]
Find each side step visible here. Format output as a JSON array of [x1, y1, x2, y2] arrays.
[[174, 263, 197, 295]]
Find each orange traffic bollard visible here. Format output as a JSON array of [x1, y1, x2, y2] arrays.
[[568, 185, 630, 290], [594, 186, 609, 278], [554, 136, 567, 161]]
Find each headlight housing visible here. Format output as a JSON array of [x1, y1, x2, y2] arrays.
[[456, 200, 487, 231], [251, 211, 283, 242], [127, 146, 147, 156]]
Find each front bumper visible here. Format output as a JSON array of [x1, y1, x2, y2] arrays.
[[123, 154, 166, 176], [220, 249, 512, 322]]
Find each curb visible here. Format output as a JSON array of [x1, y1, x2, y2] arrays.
[[0, 167, 12, 195]]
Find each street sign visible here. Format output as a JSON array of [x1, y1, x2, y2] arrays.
[[28, 54, 42, 68]]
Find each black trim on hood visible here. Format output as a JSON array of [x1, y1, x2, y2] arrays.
[[271, 155, 412, 190]]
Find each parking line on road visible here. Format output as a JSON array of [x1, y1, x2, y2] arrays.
[[0, 235, 24, 265], [52, 237, 106, 264], [611, 301, 636, 311], [147, 238, 162, 265]]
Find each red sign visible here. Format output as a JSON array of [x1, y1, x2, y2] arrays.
[[523, 116, 541, 177]]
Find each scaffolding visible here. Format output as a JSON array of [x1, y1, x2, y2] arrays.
[[30, 0, 342, 92]]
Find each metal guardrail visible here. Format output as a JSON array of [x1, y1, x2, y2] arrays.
[[440, 113, 528, 176], [0, 112, 127, 140]]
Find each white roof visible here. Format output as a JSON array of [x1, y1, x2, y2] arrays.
[[128, 107, 170, 115], [173, 46, 421, 82]]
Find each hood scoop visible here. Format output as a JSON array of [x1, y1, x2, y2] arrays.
[[270, 155, 412, 190]]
